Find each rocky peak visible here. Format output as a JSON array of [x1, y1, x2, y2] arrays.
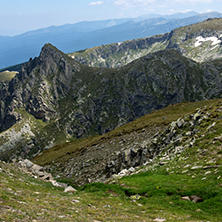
[[0, 44, 82, 131], [2, 44, 222, 161]]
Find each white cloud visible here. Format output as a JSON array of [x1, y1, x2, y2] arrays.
[[89, 1, 104, 6], [114, 0, 156, 7], [174, 0, 213, 2]]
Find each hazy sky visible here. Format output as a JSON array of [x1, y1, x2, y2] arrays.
[[1, 0, 222, 36]]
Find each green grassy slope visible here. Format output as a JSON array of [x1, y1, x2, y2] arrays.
[[2, 160, 218, 222], [1, 98, 222, 221], [0, 70, 18, 82]]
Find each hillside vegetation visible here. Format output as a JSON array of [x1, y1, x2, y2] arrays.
[[1, 98, 222, 221], [0, 70, 18, 82], [33, 98, 222, 186]]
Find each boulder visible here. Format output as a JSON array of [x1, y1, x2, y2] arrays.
[[128, 167, 135, 174], [176, 118, 184, 128], [64, 186, 77, 193], [24, 159, 34, 168], [42, 173, 53, 181], [32, 164, 44, 172], [118, 169, 128, 177], [181, 196, 191, 201], [190, 195, 203, 203]]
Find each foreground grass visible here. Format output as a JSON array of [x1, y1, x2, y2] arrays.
[[1, 156, 221, 221], [2, 99, 222, 221]]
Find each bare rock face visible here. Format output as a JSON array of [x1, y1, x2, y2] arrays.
[[1, 43, 222, 161]]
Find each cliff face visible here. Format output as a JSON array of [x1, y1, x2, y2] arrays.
[[0, 44, 81, 131], [69, 18, 222, 68], [1, 43, 222, 160]]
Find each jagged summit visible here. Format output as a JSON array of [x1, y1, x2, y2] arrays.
[[39, 43, 67, 61]]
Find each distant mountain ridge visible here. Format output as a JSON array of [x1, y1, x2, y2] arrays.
[[1, 11, 222, 69], [70, 17, 222, 67]]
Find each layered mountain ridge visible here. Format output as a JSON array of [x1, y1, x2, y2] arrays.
[[0, 11, 222, 69], [70, 18, 222, 67], [1, 39, 222, 160]]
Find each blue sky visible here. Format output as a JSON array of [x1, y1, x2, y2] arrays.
[[0, 0, 221, 36]]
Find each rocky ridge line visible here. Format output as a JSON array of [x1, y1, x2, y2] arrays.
[[69, 18, 222, 68]]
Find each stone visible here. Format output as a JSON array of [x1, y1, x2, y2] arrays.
[[159, 162, 168, 166], [118, 169, 128, 177], [112, 174, 121, 179], [51, 180, 60, 187], [207, 122, 216, 130], [42, 173, 53, 181], [193, 112, 202, 122], [34, 170, 45, 177], [185, 131, 192, 136], [32, 164, 44, 172], [57, 182, 68, 188], [191, 166, 202, 170], [214, 136, 222, 141], [64, 186, 77, 193], [128, 167, 135, 174], [23, 159, 34, 168], [182, 196, 191, 201], [124, 149, 131, 162], [203, 165, 221, 169], [190, 195, 203, 203], [196, 209, 202, 212], [153, 218, 166, 222], [176, 118, 184, 128], [72, 199, 80, 203]]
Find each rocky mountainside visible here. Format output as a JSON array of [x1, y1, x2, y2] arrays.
[[1, 42, 222, 161], [32, 98, 222, 187], [1, 97, 222, 222], [69, 18, 222, 68]]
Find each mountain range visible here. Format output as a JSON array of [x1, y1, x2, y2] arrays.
[[1, 17, 222, 162], [1, 14, 222, 222], [0, 11, 222, 69], [70, 17, 222, 67]]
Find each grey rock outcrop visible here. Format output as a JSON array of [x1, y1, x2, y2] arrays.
[[47, 104, 215, 186], [17, 159, 68, 189]]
